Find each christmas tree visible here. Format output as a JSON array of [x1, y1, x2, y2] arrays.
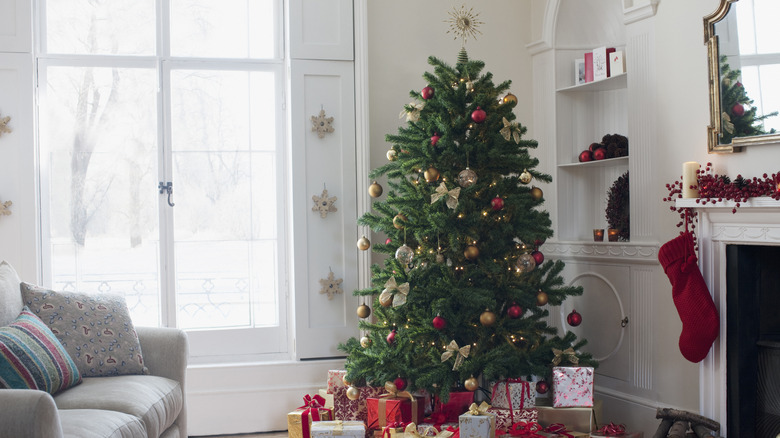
[[339, 8, 595, 403], [719, 56, 777, 144]]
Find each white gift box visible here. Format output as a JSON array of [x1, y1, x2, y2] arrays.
[[327, 369, 347, 394], [458, 411, 496, 438], [311, 420, 366, 437], [552, 366, 594, 408], [490, 379, 535, 410]]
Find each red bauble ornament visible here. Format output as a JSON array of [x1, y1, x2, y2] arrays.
[[387, 329, 397, 345], [507, 303, 523, 319], [385, 238, 392, 244], [431, 133, 440, 146], [531, 250, 544, 266], [578, 150, 593, 162], [567, 309, 583, 327], [535, 380, 549, 394], [732, 103, 745, 117], [394, 377, 407, 391], [593, 148, 607, 160], [534, 238, 545, 248], [432, 315, 447, 330], [588, 142, 602, 152], [491, 197, 504, 211], [422, 86, 434, 100], [471, 106, 487, 124]]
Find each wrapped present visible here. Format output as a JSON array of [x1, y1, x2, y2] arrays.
[[487, 407, 538, 432], [552, 367, 594, 408], [319, 388, 335, 409], [311, 420, 366, 438], [288, 394, 334, 438], [589, 422, 643, 438], [366, 383, 425, 429], [333, 385, 386, 423], [328, 369, 348, 394], [372, 422, 407, 438], [490, 379, 535, 411], [498, 421, 545, 437], [433, 391, 474, 422], [417, 422, 458, 436], [539, 423, 590, 438], [536, 399, 602, 433], [458, 402, 496, 438]]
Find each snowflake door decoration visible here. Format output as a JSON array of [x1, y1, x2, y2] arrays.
[[0, 114, 11, 137], [312, 188, 338, 218], [319, 271, 343, 300], [311, 109, 335, 138], [0, 200, 12, 217]]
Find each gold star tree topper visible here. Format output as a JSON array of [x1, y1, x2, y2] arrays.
[[445, 5, 484, 48]]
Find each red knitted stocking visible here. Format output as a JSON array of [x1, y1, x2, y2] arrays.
[[658, 232, 719, 363]]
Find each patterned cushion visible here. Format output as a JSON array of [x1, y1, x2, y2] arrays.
[[21, 283, 148, 377], [0, 307, 82, 394]]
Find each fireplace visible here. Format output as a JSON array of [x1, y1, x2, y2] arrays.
[[726, 244, 780, 437], [678, 197, 780, 438]]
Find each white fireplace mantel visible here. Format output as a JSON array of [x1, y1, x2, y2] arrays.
[[676, 197, 780, 436]]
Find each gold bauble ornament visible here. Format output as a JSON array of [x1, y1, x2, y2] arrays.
[[343, 375, 352, 386], [357, 236, 371, 251], [393, 213, 407, 229], [357, 304, 371, 319], [346, 386, 361, 400], [536, 290, 549, 306], [464, 376, 479, 392], [480, 309, 496, 326], [369, 181, 383, 198], [379, 292, 393, 308], [502, 93, 518, 105], [530, 186, 543, 201], [464, 245, 479, 261], [387, 149, 397, 161], [424, 167, 440, 183], [360, 336, 372, 348], [519, 169, 532, 184]]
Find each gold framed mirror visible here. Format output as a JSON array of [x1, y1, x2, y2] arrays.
[[704, 0, 780, 153]]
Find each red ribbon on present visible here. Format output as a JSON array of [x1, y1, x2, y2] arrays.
[[298, 394, 332, 438], [595, 422, 626, 436], [445, 425, 460, 438], [423, 412, 448, 431], [491, 378, 532, 424], [382, 421, 408, 438], [496, 421, 544, 437], [544, 423, 574, 438]]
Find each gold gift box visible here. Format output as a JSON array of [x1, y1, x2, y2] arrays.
[[536, 398, 602, 433], [288, 407, 333, 438], [318, 389, 335, 409], [372, 426, 404, 438]]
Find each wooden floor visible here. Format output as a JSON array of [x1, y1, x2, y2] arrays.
[[196, 432, 287, 438]]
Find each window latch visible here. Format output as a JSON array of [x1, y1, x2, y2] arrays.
[[158, 182, 175, 207]]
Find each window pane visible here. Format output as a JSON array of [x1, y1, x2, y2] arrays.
[[170, 0, 276, 59], [39, 66, 160, 326], [45, 0, 156, 55], [170, 69, 279, 330]]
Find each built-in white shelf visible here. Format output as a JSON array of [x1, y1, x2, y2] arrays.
[[556, 73, 627, 93], [558, 155, 629, 168]]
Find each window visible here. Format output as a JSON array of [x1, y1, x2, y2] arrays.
[[36, 0, 288, 362]]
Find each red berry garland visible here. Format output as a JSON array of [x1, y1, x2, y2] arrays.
[[663, 162, 780, 246]]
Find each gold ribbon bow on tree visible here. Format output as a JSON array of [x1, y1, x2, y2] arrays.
[[440, 340, 470, 370], [403, 423, 454, 438], [468, 401, 492, 416], [400, 102, 425, 122], [500, 117, 522, 144], [431, 182, 460, 210], [379, 277, 410, 307], [551, 347, 580, 366]]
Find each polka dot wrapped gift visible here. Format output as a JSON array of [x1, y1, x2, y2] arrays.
[[552, 366, 594, 408]]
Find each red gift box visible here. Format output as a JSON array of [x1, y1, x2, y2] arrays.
[[366, 394, 425, 430], [433, 391, 474, 422]]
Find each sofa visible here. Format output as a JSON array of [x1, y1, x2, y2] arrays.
[[0, 261, 188, 438]]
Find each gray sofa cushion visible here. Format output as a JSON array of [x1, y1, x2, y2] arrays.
[[54, 375, 183, 438], [59, 409, 147, 438], [0, 261, 22, 327]]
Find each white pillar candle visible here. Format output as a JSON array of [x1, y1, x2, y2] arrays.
[[682, 161, 700, 198]]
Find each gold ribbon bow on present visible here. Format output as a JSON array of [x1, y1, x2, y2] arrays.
[[379, 277, 410, 307], [467, 401, 491, 416], [431, 183, 460, 210], [440, 340, 470, 370], [551, 347, 580, 366], [403, 423, 454, 438], [500, 117, 522, 144], [317, 420, 344, 435], [381, 381, 415, 401]]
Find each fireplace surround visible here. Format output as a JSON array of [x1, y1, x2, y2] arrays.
[[677, 197, 780, 437]]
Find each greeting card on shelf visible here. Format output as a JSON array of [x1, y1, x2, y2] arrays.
[[610, 51, 625, 76]]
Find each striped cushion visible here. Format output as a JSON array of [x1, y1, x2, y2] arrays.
[[0, 306, 82, 394]]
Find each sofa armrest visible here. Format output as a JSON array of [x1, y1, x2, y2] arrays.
[[0, 389, 64, 438], [135, 326, 188, 384]]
